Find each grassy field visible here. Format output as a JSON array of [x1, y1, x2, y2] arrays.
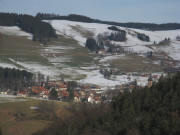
[[0, 34, 49, 66], [0, 33, 95, 80], [0, 33, 94, 66], [0, 99, 70, 135], [70, 25, 94, 38], [109, 54, 162, 73], [49, 36, 95, 67]]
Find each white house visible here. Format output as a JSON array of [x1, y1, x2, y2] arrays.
[[88, 96, 94, 104]]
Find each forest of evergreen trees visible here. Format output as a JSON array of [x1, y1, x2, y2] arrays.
[[34, 72, 180, 135], [36, 13, 94, 23], [100, 21, 180, 31], [0, 67, 33, 91], [85, 38, 99, 52], [137, 33, 150, 42], [85, 31, 126, 52], [108, 31, 127, 42], [0, 13, 57, 43], [36, 13, 180, 31]]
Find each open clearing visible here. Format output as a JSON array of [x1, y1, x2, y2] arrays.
[[0, 98, 70, 135]]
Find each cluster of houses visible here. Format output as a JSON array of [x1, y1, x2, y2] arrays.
[[14, 81, 106, 104], [109, 72, 162, 93], [16, 81, 69, 99], [73, 85, 105, 104], [0, 72, 163, 103]]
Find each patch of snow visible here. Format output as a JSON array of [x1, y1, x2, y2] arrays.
[[99, 54, 125, 63], [45, 20, 112, 46], [130, 28, 180, 42], [80, 65, 99, 70], [0, 26, 32, 39], [0, 94, 26, 103], [8, 59, 62, 79], [79, 69, 150, 87], [153, 60, 161, 65], [0, 62, 18, 69], [48, 56, 72, 64], [167, 41, 180, 60], [155, 41, 180, 60], [41, 45, 74, 54]]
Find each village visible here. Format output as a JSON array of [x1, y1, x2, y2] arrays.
[[0, 72, 163, 104]]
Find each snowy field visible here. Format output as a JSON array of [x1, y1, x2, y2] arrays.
[[79, 69, 163, 87], [0, 62, 18, 69], [46, 20, 180, 54], [0, 26, 32, 39], [0, 94, 26, 103], [153, 41, 180, 60]]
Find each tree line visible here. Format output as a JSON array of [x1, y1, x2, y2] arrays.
[[0, 67, 34, 91], [36, 13, 180, 31], [107, 27, 127, 41], [137, 33, 150, 42], [36, 13, 94, 23], [85, 30, 127, 53], [0, 13, 57, 43], [34, 72, 180, 135]]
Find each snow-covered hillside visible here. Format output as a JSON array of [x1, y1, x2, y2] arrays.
[[46, 20, 180, 58], [0, 26, 32, 39], [0, 20, 180, 88], [47, 20, 180, 44], [44, 20, 111, 46]]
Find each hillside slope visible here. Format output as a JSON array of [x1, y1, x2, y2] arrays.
[[47, 20, 180, 60], [0, 20, 180, 87]]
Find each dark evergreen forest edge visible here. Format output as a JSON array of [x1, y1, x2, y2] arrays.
[[0, 13, 57, 44], [33, 72, 180, 135], [0, 67, 33, 92], [36, 13, 180, 31]]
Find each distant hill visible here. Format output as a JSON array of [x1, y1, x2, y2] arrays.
[[36, 13, 180, 31]]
